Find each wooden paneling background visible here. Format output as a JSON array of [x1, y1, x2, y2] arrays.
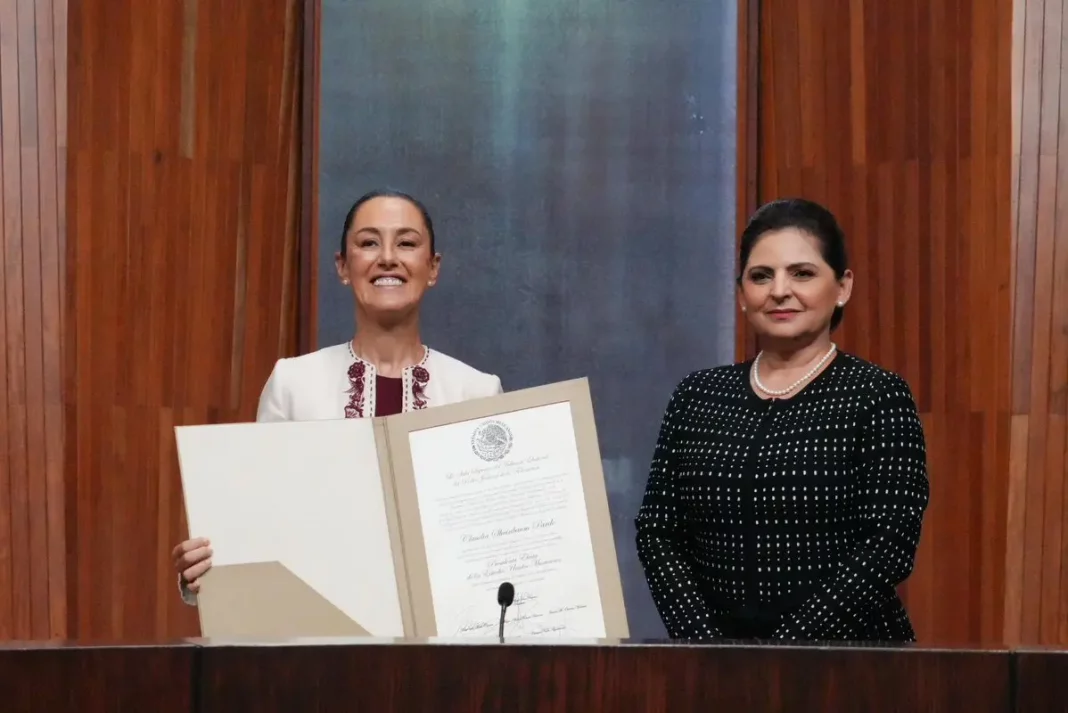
[[1006, 0, 1068, 645], [64, 0, 304, 638], [740, 0, 1016, 643], [0, 0, 1063, 644], [0, 0, 69, 640]]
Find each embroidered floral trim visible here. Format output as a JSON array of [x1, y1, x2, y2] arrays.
[[344, 361, 367, 419], [411, 365, 430, 409], [347, 342, 431, 416]]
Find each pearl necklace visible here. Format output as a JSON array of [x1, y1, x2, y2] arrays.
[[752, 343, 837, 397]]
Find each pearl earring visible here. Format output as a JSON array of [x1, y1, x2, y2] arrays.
[[836, 301, 844, 307]]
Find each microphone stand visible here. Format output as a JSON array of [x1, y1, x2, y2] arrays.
[[496, 581, 514, 644]]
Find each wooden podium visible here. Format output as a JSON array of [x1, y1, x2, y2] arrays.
[[0, 638, 1064, 712]]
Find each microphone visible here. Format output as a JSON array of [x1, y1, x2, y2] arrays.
[[497, 581, 515, 641]]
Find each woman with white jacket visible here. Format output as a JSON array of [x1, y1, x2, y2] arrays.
[[170, 188, 502, 604]]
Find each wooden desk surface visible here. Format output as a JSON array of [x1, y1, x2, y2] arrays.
[[0, 638, 1061, 713]]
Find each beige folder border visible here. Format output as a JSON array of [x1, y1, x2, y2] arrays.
[[381, 377, 629, 638], [196, 561, 371, 638], [371, 418, 416, 636]]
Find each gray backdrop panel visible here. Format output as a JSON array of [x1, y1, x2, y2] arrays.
[[319, 0, 738, 638]]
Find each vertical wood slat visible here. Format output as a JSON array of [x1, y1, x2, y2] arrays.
[[18, 0, 51, 640], [1005, 0, 1068, 645], [299, 0, 320, 356], [65, 0, 303, 639], [740, 0, 1014, 643], [0, 0, 68, 640], [733, 0, 759, 362]]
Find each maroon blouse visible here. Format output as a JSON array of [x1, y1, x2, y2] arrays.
[[375, 375, 404, 416]]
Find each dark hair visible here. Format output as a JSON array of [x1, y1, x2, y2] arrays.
[[737, 197, 849, 331], [339, 188, 437, 256]]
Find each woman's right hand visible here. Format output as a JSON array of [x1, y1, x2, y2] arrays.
[[171, 537, 213, 593]]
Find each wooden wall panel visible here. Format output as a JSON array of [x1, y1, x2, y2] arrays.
[[1005, 0, 1068, 645], [65, 0, 303, 639], [741, 0, 1015, 643], [0, 0, 68, 640]]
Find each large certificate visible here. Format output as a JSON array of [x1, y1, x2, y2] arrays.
[[175, 378, 628, 640]]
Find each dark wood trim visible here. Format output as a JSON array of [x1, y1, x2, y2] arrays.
[[298, 0, 322, 354], [735, 0, 760, 362], [4, 639, 1044, 712]]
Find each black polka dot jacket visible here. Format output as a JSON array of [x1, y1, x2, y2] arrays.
[[635, 352, 930, 642]]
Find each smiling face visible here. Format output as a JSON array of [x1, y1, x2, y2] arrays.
[[738, 227, 852, 342], [335, 196, 441, 323]]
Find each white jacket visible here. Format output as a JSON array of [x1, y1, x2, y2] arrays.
[[256, 343, 502, 420]]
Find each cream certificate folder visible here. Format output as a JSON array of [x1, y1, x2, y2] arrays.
[[175, 377, 629, 640]]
